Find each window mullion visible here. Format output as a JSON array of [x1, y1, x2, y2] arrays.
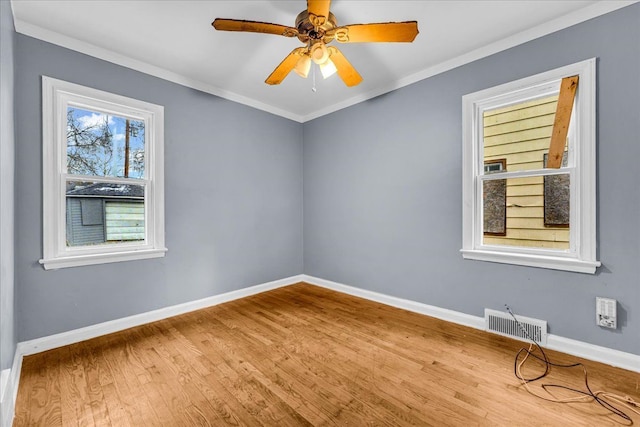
[[63, 173, 148, 186], [479, 168, 574, 182]]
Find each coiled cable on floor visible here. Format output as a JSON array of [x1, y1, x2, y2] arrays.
[[505, 305, 639, 424]]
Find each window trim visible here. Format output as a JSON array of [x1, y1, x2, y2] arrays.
[[461, 58, 600, 274], [40, 76, 166, 270]]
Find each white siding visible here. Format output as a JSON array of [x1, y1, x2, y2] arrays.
[[105, 201, 144, 241]]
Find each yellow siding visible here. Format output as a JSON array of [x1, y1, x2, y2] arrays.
[[483, 237, 569, 249], [484, 115, 556, 137], [483, 101, 557, 125], [484, 126, 555, 149], [508, 195, 543, 207], [484, 138, 551, 156], [506, 206, 544, 218], [503, 228, 569, 241], [507, 184, 543, 197], [483, 96, 558, 116], [482, 94, 569, 249], [507, 217, 547, 228]]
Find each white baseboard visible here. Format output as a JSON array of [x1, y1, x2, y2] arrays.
[[0, 370, 8, 404], [301, 275, 484, 330], [3, 272, 638, 426], [302, 274, 640, 373], [1, 274, 304, 426], [18, 274, 304, 356], [0, 350, 22, 427], [546, 335, 640, 373], [0, 369, 9, 427]]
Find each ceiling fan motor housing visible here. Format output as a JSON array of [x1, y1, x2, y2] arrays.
[[295, 10, 338, 44]]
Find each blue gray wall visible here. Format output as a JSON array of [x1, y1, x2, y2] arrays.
[[9, 3, 640, 356], [0, 0, 16, 371], [304, 4, 640, 355], [14, 35, 304, 341]]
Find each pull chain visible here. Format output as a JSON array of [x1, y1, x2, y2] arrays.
[[312, 65, 317, 93]]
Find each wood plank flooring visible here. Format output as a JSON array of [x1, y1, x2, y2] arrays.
[[13, 283, 640, 426]]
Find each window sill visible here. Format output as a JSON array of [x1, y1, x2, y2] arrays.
[[39, 247, 167, 270], [460, 249, 600, 274]]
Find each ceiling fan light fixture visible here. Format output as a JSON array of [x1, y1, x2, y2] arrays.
[[310, 42, 329, 65], [294, 54, 311, 78], [319, 58, 337, 79], [212, 2, 419, 87]]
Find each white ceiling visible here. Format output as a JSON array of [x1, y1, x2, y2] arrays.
[[10, 1, 635, 122]]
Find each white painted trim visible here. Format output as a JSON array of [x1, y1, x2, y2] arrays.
[[2, 273, 637, 426], [0, 369, 9, 427], [301, 275, 484, 330], [0, 370, 7, 403], [12, 1, 636, 123], [461, 58, 599, 273], [302, 275, 640, 373], [12, 19, 304, 123], [0, 350, 22, 427], [546, 335, 640, 372], [0, 0, 16, 423], [18, 274, 304, 356], [39, 247, 168, 270], [303, 1, 636, 121], [460, 249, 600, 274], [1, 274, 303, 425], [41, 76, 167, 270]]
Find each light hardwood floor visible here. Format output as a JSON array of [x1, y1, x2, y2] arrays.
[[13, 283, 640, 426]]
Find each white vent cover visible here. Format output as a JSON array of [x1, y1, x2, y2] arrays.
[[484, 309, 547, 346]]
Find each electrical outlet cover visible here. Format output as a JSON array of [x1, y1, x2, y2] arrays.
[[596, 297, 617, 329]]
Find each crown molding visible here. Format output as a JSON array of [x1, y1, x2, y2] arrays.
[[301, 0, 637, 121], [11, 1, 639, 119], [12, 17, 304, 123]]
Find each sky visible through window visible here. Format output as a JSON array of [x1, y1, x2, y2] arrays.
[[67, 106, 145, 179]]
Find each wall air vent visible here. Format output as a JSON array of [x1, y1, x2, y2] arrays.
[[484, 309, 547, 346]]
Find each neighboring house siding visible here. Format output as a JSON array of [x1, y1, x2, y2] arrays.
[[105, 201, 144, 241], [66, 198, 105, 246], [66, 198, 144, 245], [482, 95, 570, 249]]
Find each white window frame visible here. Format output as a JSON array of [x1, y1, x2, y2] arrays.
[[461, 58, 600, 274], [40, 76, 166, 270]]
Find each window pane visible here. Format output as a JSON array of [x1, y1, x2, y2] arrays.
[[483, 93, 570, 173], [67, 107, 145, 178], [483, 178, 506, 236], [66, 181, 145, 247], [483, 175, 570, 250]]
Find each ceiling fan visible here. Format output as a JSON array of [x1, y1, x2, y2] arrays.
[[212, 0, 418, 87]]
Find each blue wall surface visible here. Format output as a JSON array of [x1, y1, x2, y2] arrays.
[[14, 35, 304, 341], [8, 3, 640, 358], [303, 4, 640, 355]]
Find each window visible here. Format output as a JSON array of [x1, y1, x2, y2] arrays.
[[40, 76, 166, 269], [461, 59, 599, 273]]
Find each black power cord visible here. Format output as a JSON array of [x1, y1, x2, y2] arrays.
[[505, 304, 635, 424]]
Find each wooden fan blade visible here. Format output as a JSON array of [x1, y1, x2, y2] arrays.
[[331, 22, 418, 43], [307, 0, 331, 25], [265, 48, 306, 85], [328, 47, 363, 87], [212, 19, 298, 37]]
